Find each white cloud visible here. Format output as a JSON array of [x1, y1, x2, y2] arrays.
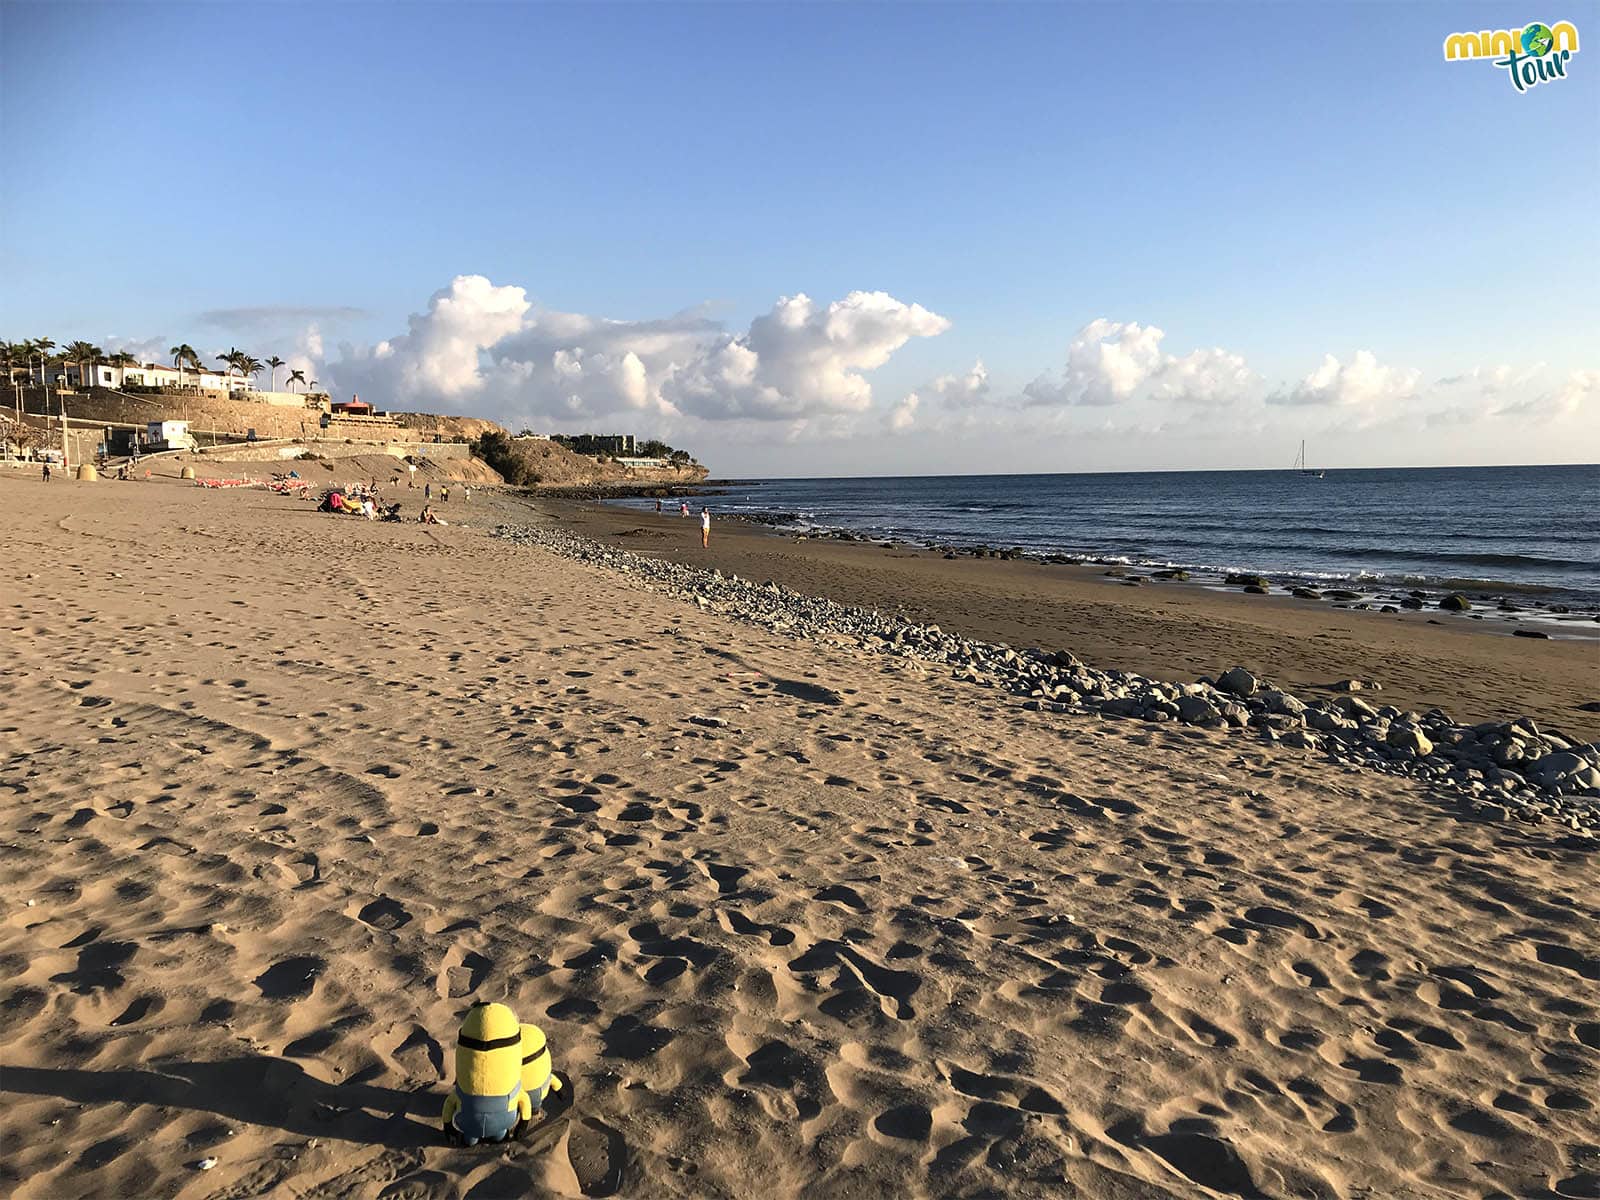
[[1270, 350, 1420, 408], [662, 291, 950, 420], [102, 335, 172, 365], [312, 277, 949, 428], [1024, 319, 1257, 408], [1490, 368, 1600, 421], [888, 392, 919, 432], [1438, 363, 1546, 394], [333, 275, 530, 403], [928, 359, 990, 406]]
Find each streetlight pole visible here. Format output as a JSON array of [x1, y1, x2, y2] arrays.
[[59, 387, 70, 475]]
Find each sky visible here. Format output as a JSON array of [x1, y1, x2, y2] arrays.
[[2, 0, 1597, 476]]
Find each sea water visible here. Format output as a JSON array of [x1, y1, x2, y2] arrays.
[[613, 465, 1600, 610]]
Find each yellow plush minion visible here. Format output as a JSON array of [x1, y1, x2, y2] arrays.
[[519, 1022, 563, 1111], [441, 1001, 532, 1144]]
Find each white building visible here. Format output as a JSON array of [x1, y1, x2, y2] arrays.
[[145, 420, 196, 451], [40, 361, 243, 392]]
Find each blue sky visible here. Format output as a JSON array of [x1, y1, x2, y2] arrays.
[[3, 1, 1596, 474]]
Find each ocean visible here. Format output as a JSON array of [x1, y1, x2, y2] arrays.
[[612, 465, 1600, 612]]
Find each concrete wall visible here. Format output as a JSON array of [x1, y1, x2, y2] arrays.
[[18, 387, 323, 441], [193, 440, 472, 463]]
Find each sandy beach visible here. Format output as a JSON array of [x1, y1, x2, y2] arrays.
[[3, 470, 1598, 1199]]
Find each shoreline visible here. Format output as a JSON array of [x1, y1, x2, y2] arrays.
[[534, 494, 1600, 740], [600, 493, 1600, 627]]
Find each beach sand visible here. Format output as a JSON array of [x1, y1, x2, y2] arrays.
[[549, 498, 1600, 742], [2, 471, 1597, 1199]]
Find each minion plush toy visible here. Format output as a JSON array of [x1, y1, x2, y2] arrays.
[[520, 1023, 563, 1112], [442, 1001, 533, 1145]]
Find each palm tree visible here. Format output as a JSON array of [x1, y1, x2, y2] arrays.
[[106, 351, 137, 384], [216, 348, 248, 389], [171, 343, 199, 388], [265, 355, 285, 392], [64, 340, 103, 389], [286, 368, 307, 392], [241, 354, 264, 389], [32, 337, 57, 385]]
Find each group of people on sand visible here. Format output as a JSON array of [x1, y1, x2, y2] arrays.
[[421, 482, 470, 504], [320, 488, 384, 520], [655, 497, 712, 548]]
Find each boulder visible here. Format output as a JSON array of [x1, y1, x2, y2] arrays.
[[1098, 697, 1142, 718], [1217, 667, 1258, 697], [1532, 750, 1586, 781], [1387, 725, 1435, 757], [1440, 593, 1471, 611], [1261, 690, 1308, 717], [1333, 695, 1378, 718], [1221, 703, 1250, 727], [1176, 695, 1221, 725]]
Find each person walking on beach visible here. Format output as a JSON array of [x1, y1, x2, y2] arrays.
[[680, 501, 689, 518], [42, 462, 51, 482], [701, 507, 710, 550], [424, 482, 432, 501], [655, 499, 662, 513]]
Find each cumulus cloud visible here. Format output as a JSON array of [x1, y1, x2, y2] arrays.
[[337, 275, 530, 402], [928, 360, 990, 406], [1269, 350, 1420, 408], [1024, 319, 1256, 408], [662, 291, 950, 420], [101, 335, 173, 364], [314, 277, 950, 429], [887, 392, 919, 432], [1490, 368, 1600, 421]]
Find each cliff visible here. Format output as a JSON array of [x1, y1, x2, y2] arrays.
[[471, 434, 708, 489]]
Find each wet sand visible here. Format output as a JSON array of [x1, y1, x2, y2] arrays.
[[2, 469, 1597, 1199], [546, 498, 1600, 741]]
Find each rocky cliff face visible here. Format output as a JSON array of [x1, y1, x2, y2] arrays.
[[388, 412, 507, 442], [480, 436, 708, 487]]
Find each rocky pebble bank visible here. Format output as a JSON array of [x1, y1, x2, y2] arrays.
[[494, 522, 1600, 834]]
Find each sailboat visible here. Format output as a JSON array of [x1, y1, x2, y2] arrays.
[[1292, 440, 1325, 479]]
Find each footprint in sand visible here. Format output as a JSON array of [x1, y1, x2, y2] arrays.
[[357, 896, 413, 931], [438, 947, 494, 998], [544, 1117, 627, 1197], [255, 955, 326, 1000]]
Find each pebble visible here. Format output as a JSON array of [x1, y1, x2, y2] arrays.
[[491, 523, 1600, 831]]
